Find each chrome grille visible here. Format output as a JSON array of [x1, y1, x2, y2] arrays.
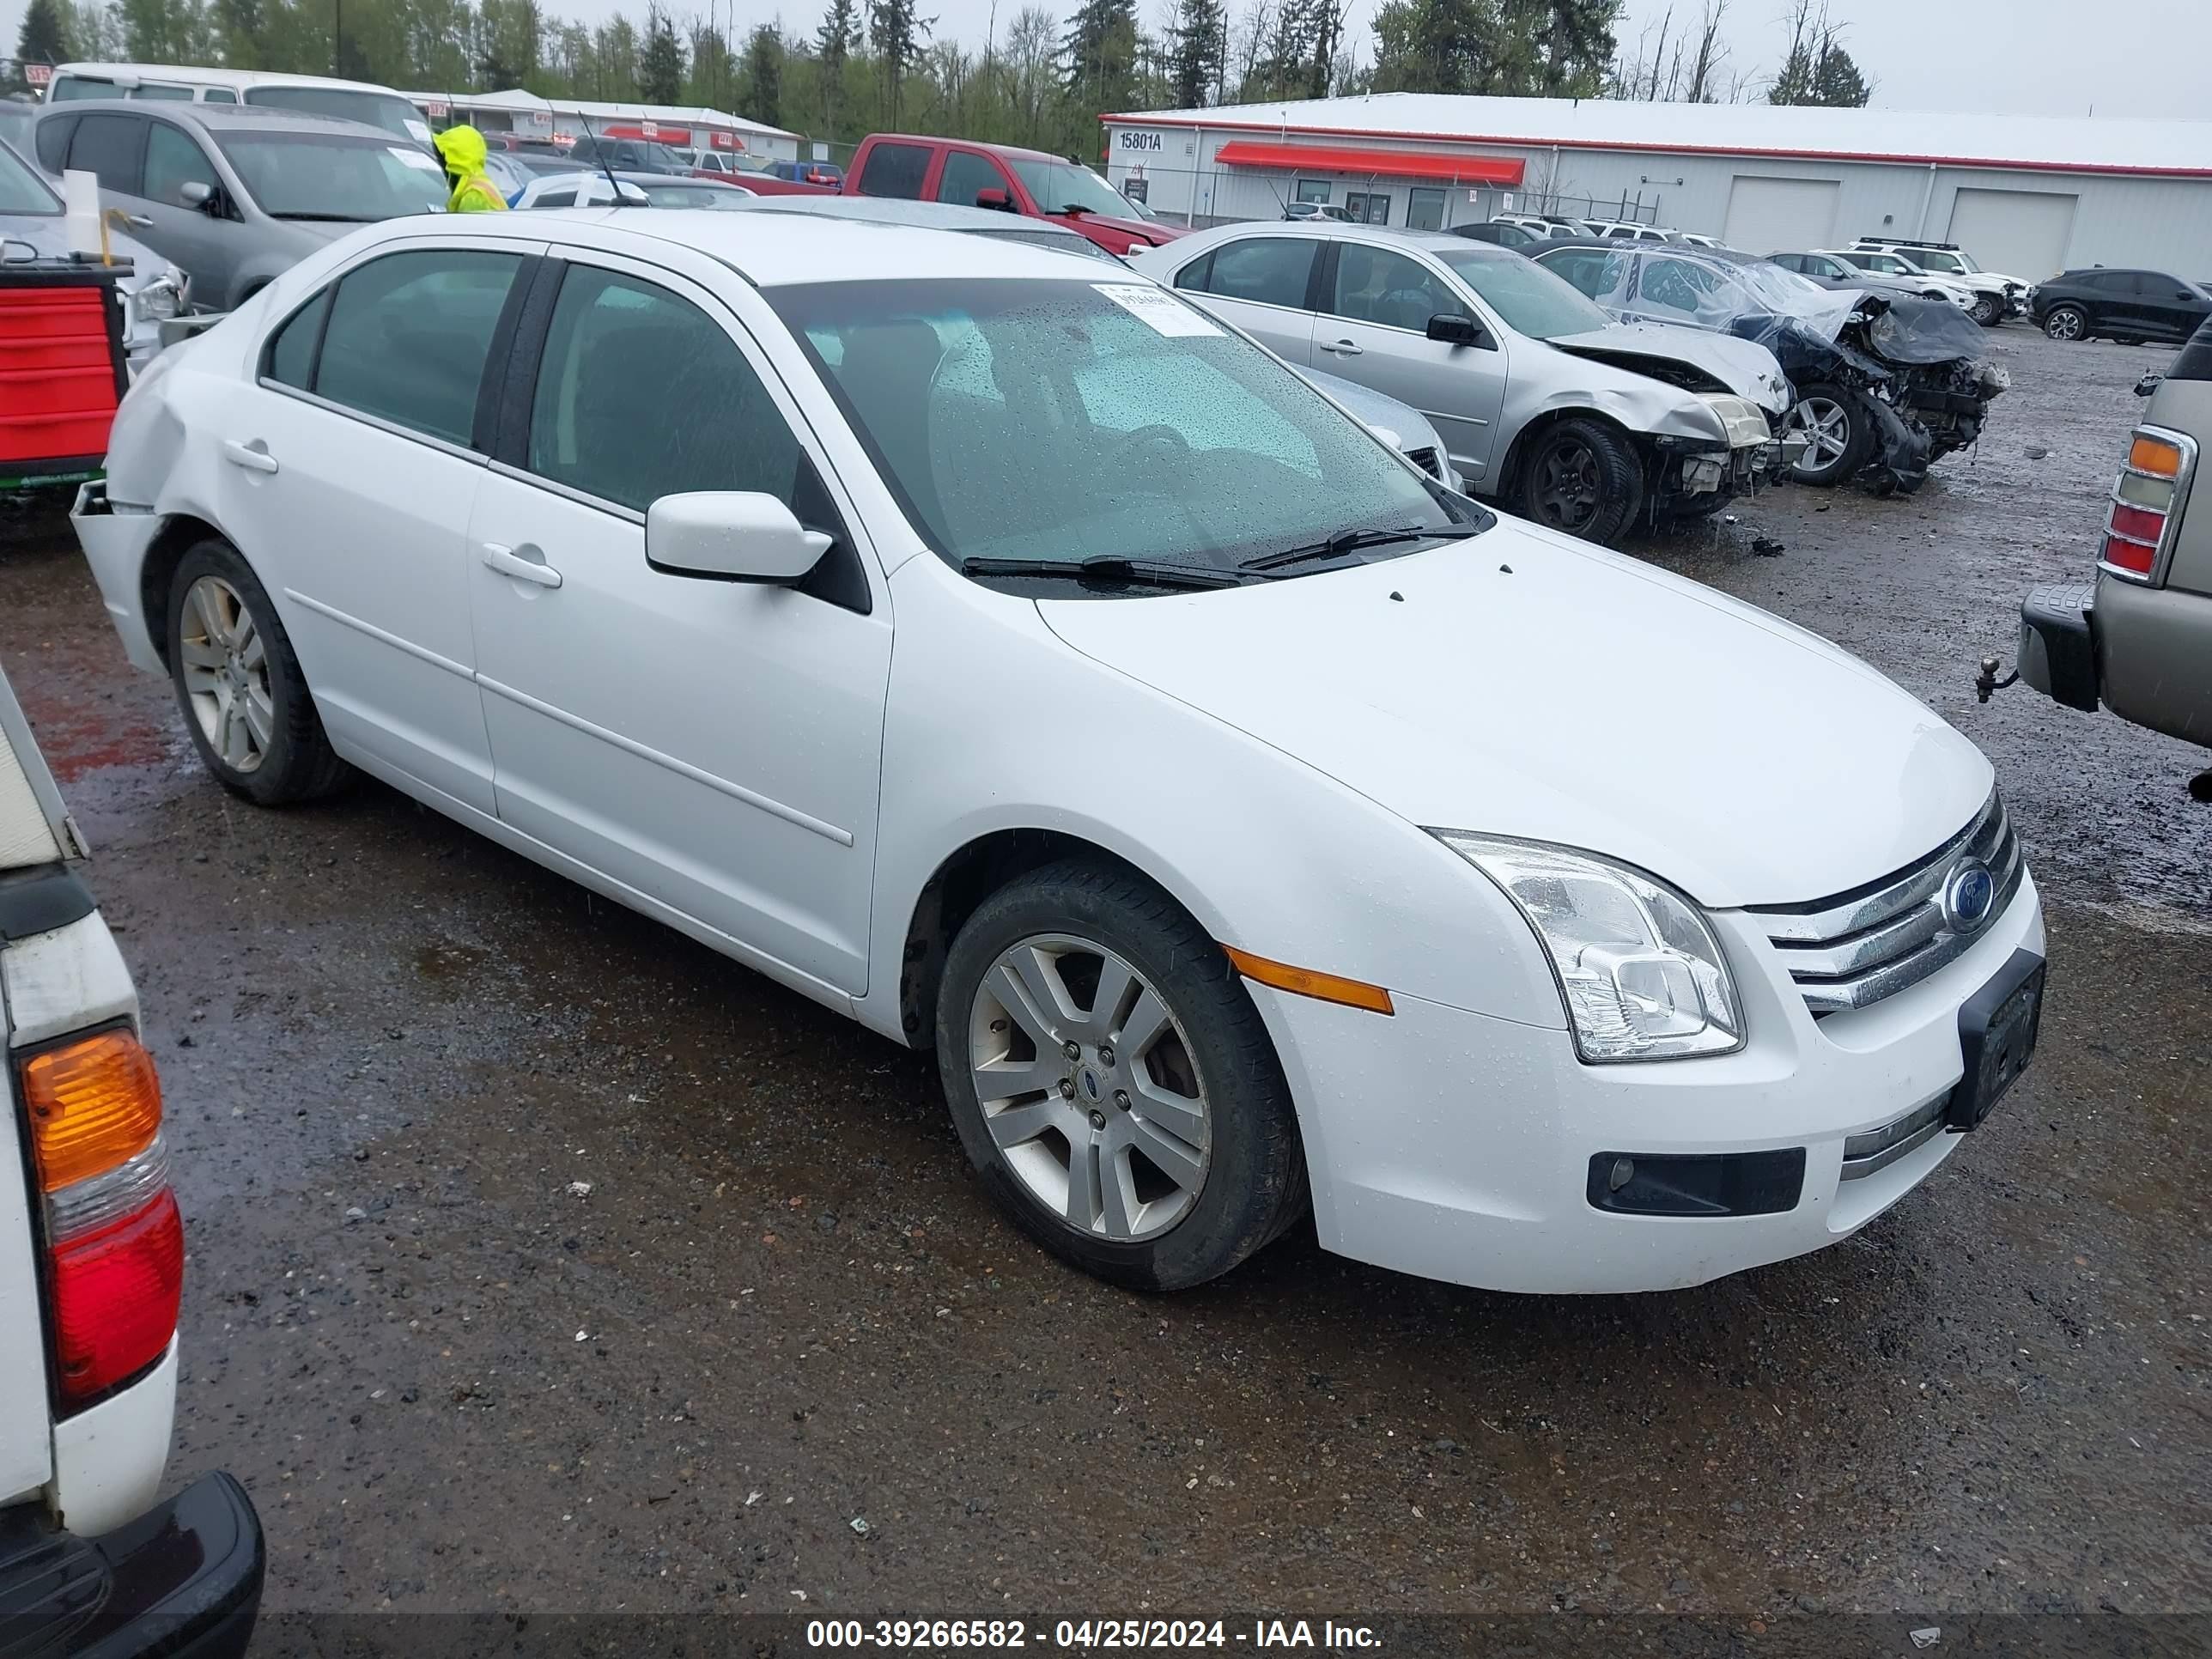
[[1751, 792, 2023, 1015]]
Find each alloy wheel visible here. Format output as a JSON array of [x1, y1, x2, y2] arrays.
[[1787, 397, 1853, 474], [2045, 308, 2084, 341], [178, 574, 274, 775], [966, 933, 1211, 1241]]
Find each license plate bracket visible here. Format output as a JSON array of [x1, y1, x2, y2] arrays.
[[1945, 949, 2046, 1132]]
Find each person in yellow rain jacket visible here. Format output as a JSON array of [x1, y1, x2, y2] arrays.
[[434, 125, 507, 213]]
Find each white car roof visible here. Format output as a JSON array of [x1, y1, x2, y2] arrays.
[[351, 209, 1119, 288], [51, 62, 411, 96]]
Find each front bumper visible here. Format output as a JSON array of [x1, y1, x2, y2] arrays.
[[0, 1473, 263, 1659], [1249, 867, 2045, 1293]]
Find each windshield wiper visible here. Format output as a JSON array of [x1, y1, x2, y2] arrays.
[[1239, 523, 1484, 574], [960, 555, 1242, 591]]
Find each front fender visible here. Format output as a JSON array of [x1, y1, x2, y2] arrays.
[[860, 557, 1569, 1051], [1510, 382, 1731, 450]]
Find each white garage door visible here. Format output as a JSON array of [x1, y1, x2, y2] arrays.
[[1947, 188, 2079, 283], [1722, 176, 1841, 254]]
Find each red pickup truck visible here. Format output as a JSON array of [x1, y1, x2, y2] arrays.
[[723, 135, 1187, 258]]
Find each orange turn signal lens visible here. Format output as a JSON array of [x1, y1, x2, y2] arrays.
[[21, 1030, 163, 1194], [1222, 945, 1394, 1016], [2130, 434, 2184, 477]]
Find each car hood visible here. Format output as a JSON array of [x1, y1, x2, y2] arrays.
[[1036, 522, 1991, 908], [1547, 323, 1792, 414], [1294, 366, 1445, 453], [1066, 212, 1187, 246]]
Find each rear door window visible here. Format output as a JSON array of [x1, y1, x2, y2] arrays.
[[1186, 237, 1316, 309], [64, 112, 146, 195], [309, 249, 525, 447], [855, 141, 929, 199]]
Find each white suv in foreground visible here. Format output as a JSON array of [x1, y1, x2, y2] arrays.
[[0, 668, 263, 1655], [75, 211, 2044, 1296]]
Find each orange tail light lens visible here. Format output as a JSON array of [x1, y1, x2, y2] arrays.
[[23, 1030, 164, 1193], [2129, 434, 2184, 477]]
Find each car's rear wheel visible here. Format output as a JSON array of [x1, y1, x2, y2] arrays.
[[935, 859, 1306, 1291], [1785, 386, 1874, 486], [1968, 295, 2001, 325], [2044, 304, 2087, 341], [1517, 418, 1642, 544], [167, 539, 349, 805]]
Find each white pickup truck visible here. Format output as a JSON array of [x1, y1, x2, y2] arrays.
[[0, 666, 263, 1655]]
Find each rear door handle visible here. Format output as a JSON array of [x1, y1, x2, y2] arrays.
[[1320, 338, 1364, 356], [221, 439, 278, 474], [482, 543, 562, 589]]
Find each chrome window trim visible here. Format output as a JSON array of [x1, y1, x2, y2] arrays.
[[254, 379, 491, 465]]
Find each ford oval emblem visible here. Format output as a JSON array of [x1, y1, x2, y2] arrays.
[[1941, 859, 1997, 933]]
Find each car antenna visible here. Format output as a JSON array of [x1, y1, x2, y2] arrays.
[[575, 106, 626, 208]]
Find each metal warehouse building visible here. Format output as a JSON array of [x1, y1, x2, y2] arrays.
[[1101, 94, 2212, 282]]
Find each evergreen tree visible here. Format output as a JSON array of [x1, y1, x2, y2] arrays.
[[1809, 40, 1869, 106], [10, 0, 71, 89], [741, 22, 782, 126], [1165, 0, 1223, 106], [1060, 0, 1137, 112], [1368, 0, 1487, 94], [812, 0, 859, 129], [592, 15, 641, 100], [866, 0, 929, 125], [638, 3, 686, 101]]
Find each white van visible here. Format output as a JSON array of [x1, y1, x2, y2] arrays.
[[44, 63, 431, 148]]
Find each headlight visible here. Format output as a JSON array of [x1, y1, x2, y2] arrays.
[[1431, 833, 1745, 1063], [133, 268, 187, 322]]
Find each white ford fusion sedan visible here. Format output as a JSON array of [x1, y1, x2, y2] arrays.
[[72, 211, 2045, 1295]]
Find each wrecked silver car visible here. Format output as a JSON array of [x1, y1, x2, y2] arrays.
[[1130, 223, 1797, 545], [1533, 240, 2008, 495]]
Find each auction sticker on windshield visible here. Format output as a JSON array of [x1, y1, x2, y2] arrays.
[[1094, 283, 1222, 337], [389, 146, 441, 172]]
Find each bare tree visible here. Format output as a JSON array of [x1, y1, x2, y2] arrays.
[[1684, 0, 1726, 102]]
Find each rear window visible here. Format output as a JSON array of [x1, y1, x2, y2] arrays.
[[856, 142, 929, 199]]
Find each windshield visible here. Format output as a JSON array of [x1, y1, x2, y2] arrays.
[[768, 276, 1469, 582], [1008, 158, 1136, 220], [243, 85, 433, 147], [1434, 246, 1612, 339], [0, 137, 60, 215], [216, 132, 448, 220]]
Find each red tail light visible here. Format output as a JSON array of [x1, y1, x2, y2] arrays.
[[50, 1190, 184, 1406], [17, 1027, 183, 1410], [2100, 426, 2197, 583]]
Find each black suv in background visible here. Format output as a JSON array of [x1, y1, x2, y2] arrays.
[[2033, 269, 2212, 345]]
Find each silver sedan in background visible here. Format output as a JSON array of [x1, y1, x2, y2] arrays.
[[1131, 222, 1796, 544]]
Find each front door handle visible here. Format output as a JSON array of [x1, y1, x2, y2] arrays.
[[482, 543, 562, 589], [118, 212, 153, 229], [221, 439, 278, 474], [1320, 338, 1364, 356]]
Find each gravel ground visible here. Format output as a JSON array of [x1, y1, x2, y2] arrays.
[[2, 327, 2206, 1644]]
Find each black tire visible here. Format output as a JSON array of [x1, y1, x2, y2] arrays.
[[2112, 336, 2142, 348], [1516, 417, 1643, 544], [1968, 295, 2001, 326], [1785, 384, 1875, 487], [2043, 303, 2088, 342], [1893, 469, 1929, 495], [934, 858, 1308, 1291], [167, 538, 349, 805]]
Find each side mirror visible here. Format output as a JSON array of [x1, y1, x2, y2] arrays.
[[180, 180, 219, 215], [1425, 312, 1487, 348], [975, 186, 1013, 212], [647, 492, 832, 583], [1364, 422, 1403, 453]]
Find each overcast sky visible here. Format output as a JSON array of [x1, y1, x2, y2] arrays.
[[9, 0, 2208, 121]]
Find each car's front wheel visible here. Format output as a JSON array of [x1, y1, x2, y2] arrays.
[[935, 859, 1306, 1291], [2044, 303, 2088, 341], [1785, 386, 1875, 486], [167, 539, 349, 805], [1968, 294, 2002, 325], [1517, 418, 1643, 544]]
